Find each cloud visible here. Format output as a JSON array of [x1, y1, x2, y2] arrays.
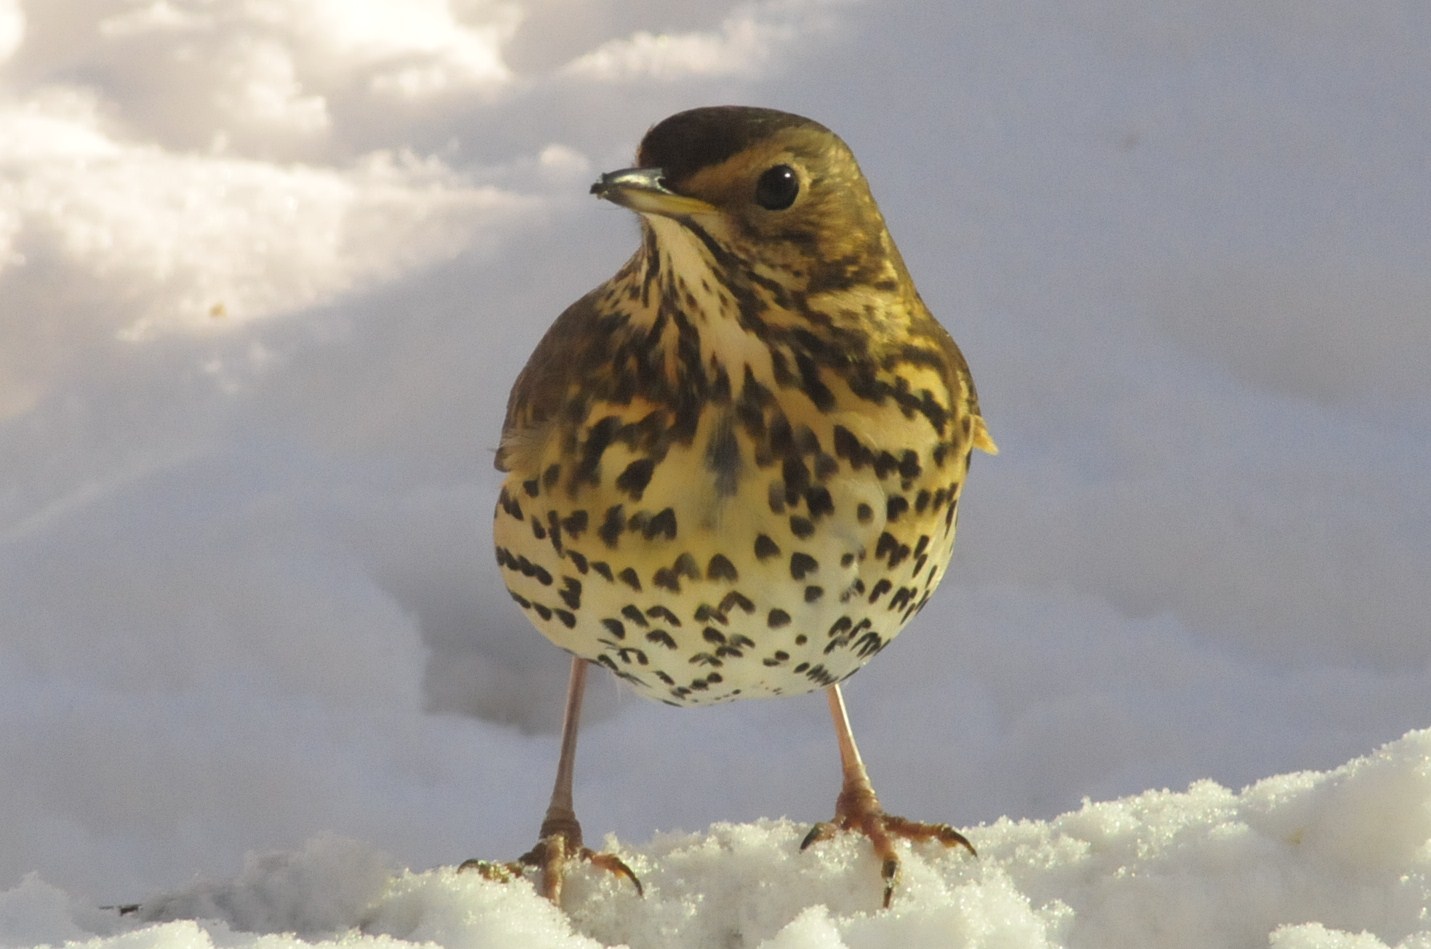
[[561, 0, 848, 81], [0, 0, 21, 63]]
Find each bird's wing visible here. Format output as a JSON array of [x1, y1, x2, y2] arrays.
[[496, 287, 606, 474]]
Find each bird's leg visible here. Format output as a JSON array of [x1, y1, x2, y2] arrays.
[[520, 657, 644, 901], [460, 657, 641, 902], [800, 684, 975, 907]]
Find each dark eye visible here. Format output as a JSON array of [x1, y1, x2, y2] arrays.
[[754, 164, 799, 210]]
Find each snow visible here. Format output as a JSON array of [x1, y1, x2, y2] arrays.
[[3, 732, 1428, 947], [2, 1, 1428, 947]]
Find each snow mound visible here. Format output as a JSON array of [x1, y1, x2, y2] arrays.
[[3, 729, 1426, 949]]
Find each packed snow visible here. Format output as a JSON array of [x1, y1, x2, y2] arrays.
[[2, 1, 1428, 947]]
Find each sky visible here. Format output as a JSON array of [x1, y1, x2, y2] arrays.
[[1, 1, 1429, 946]]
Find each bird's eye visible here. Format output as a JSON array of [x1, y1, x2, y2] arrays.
[[754, 164, 799, 210]]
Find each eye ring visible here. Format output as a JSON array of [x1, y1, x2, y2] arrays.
[[754, 164, 799, 210]]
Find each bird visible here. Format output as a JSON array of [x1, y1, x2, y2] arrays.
[[482, 105, 996, 907]]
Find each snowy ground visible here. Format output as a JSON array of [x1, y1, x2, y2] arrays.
[[2, 1, 1429, 947], [5, 731, 1429, 947]]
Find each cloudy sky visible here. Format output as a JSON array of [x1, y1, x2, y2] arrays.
[[2, 0, 1428, 912]]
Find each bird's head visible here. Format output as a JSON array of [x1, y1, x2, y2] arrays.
[[591, 106, 906, 296]]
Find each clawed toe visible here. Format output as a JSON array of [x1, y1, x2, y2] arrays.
[[575, 847, 643, 897], [456, 857, 523, 882], [803, 810, 976, 907], [459, 833, 642, 903]]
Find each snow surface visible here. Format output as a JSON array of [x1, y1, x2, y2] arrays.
[[4, 731, 1430, 947], [2, 0, 1429, 947]]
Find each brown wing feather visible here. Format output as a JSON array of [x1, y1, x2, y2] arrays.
[[497, 286, 607, 474]]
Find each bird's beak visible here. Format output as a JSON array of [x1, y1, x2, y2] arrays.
[[591, 167, 716, 217]]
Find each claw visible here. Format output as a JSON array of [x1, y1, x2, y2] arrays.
[[880, 856, 899, 908], [584, 849, 644, 897], [800, 822, 835, 851], [459, 833, 642, 904], [803, 809, 977, 908]]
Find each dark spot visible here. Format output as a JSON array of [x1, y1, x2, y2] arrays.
[[644, 506, 677, 541], [646, 629, 677, 649], [755, 534, 781, 560], [869, 578, 893, 602], [616, 457, 656, 500], [558, 577, 582, 610], [789, 515, 815, 539], [646, 604, 682, 626], [719, 590, 756, 614], [768, 608, 791, 628], [707, 554, 739, 582], [790, 552, 818, 580], [621, 605, 649, 627], [855, 631, 885, 658], [615, 646, 648, 666], [804, 585, 824, 603], [833, 425, 871, 470], [695, 604, 724, 624], [856, 502, 874, 523], [599, 505, 625, 548], [805, 486, 834, 519], [618, 567, 642, 591], [601, 618, 626, 640], [674, 553, 700, 579], [888, 541, 911, 570], [576, 415, 620, 485], [898, 451, 921, 482], [705, 415, 742, 496], [781, 456, 810, 501], [796, 355, 835, 410], [887, 495, 910, 523], [768, 414, 794, 457]]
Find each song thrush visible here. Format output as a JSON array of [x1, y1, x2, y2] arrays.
[[485, 105, 996, 907]]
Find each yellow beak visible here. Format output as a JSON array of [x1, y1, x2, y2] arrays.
[[591, 167, 717, 217]]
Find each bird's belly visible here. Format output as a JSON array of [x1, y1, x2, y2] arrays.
[[494, 408, 970, 707]]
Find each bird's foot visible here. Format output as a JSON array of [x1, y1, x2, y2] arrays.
[[458, 818, 642, 903], [801, 786, 975, 908]]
